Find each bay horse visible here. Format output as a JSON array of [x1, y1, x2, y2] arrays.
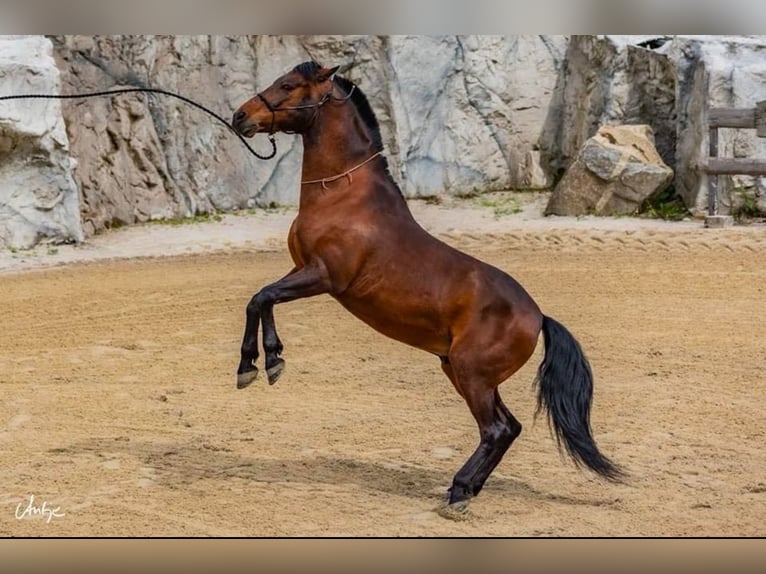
[[231, 61, 623, 514]]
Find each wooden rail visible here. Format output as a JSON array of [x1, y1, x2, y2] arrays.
[[706, 158, 766, 176]]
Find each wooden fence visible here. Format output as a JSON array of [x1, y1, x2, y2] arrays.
[[704, 100, 766, 221]]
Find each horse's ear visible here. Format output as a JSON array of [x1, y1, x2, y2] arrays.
[[316, 65, 340, 82]]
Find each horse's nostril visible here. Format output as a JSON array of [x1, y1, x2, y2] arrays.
[[233, 110, 246, 124]]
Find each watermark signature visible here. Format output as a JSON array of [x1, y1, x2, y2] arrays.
[[15, 494, 65, 524]]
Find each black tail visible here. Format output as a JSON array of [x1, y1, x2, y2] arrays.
[[535, 315, 624, 481]]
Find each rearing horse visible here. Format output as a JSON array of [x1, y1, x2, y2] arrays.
[[232, 61, 622, 514]]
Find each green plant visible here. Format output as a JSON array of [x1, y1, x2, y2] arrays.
[[421, 195, 442, 206], [146, 212, 224, 226], [454, 189, 481, 200], [105, 219, 126, 230], [731, 187, 763, 221], [639, 187, 690, 221], [264, 201, 292, 213], [231, 203, 292, 216], [474, 193, 523, 218]]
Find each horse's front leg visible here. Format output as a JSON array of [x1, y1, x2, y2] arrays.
[[236, 288, 264, 389], [236, 262, 331, 388]]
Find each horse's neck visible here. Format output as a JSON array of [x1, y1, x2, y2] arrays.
[[298, 105, 405, 212], [300, 107, 374, 181]]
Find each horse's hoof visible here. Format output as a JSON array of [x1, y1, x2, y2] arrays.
[[236, 368, 259, 389], [436, 499, 471, 521], [266, 359, 285, 386]]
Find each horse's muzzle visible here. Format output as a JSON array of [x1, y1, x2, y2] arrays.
[[232, 109, 258, 137]]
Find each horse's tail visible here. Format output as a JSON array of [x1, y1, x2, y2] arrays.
[[534, 315, 624, 481]]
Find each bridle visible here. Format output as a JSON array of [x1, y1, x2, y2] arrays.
[[256, 80, 356, 137], [255, 79, 381, 189]]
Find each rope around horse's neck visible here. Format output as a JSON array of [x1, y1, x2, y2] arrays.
[[301, 151, 383, 189], [0, 88, 277, 160]]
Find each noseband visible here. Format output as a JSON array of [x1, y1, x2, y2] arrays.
[[256, 82, 356, 137]]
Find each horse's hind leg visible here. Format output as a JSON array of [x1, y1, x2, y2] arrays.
[[441, 354, 521, 517], [441, 378, 522, 515]]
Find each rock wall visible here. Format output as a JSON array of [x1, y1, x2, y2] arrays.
[[2, 35, 765, 248], [48, 34, 568, 237], [0, 36, 83, 249]]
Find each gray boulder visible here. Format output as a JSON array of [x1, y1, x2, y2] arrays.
[[545, 124, 674, 216]]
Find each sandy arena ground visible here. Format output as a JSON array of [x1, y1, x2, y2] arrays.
[[1, 194, 765, 536]]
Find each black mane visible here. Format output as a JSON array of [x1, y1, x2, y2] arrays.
[[333, 76, 384, 153]]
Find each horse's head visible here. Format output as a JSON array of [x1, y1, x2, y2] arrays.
[[232, 61, 340, 137]]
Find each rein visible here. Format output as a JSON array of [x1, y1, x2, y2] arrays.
[[1, 79, 371, 179], [301, 151, 382, 189], [0, 87, 278, 160]]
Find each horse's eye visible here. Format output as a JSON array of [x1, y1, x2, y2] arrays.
[[280, 83, 295, 91]]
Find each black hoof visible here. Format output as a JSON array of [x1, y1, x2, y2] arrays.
[[266, 358, 285, 386], [236, 368, 259, 389]]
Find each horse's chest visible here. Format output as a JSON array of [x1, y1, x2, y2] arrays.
[[287, 218, 366, 274], [287, 223, 307, 267], [287, 222, 322, 266]]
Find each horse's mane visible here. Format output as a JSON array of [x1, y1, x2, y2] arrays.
[[332, 75, 384, 153]]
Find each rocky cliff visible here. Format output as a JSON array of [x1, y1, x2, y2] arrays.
[[43, 35, 568, 238], [1, 35, 764, 248], [0, 36, 83, 248]]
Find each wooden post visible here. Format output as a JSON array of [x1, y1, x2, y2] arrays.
[[708, 126, 718, 217], [757, 100, 766, 138]]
